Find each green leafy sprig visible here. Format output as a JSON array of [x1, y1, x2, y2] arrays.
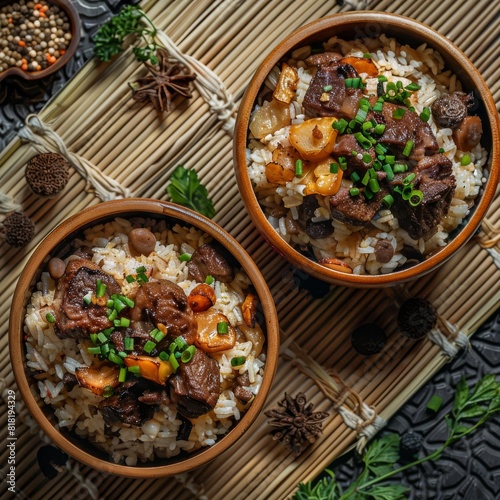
[[166, 165, 216, 219], [93, 5, 160, 64], [294, 374, 500, 500]]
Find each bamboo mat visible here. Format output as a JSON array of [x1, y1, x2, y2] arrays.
[[1, 0, 499, 498]]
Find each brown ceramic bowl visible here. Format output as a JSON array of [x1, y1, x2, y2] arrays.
[[0, 0, 80, 81], [234, 12, 500, 288], [9, 199, 279, 477]]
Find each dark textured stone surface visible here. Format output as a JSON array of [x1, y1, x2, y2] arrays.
[[331, 310, 500, 499]]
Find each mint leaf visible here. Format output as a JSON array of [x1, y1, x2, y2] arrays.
[[167, 166, 216, 218]]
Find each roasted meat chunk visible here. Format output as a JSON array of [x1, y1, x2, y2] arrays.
[[187, 243, 235, 283], [330, 187, 388, 226]]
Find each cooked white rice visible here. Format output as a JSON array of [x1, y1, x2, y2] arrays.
[[247, 35, 487, 275], [24, 217, 265, 465]]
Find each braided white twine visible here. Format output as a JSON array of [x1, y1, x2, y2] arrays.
[[155, 30, 237, 135], [18, 114, 131, 202], [0, 192, 22, 213], [283, 343, 387, 453]]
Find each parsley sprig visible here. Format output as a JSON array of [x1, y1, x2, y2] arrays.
[[93, 5, 160, 64], [294, 374, 500, 499], [166, 165, 216, 219]]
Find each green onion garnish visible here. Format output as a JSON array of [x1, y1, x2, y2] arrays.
[[124, 337, 134, 351], [349, 187, 360, 197], [101, 343, 110, 356], [96, 279, 106, 298], [118, 351, 127, 358], [119, 367, 127, 383], [136, 266, 146, 273], [362, 121, 372, 132], [368, 178, 380, 193], [405, 82, 421, 91], [402, 185, 414, 201], [374, 143, 387, 155], [295, 159, 303, 176], [333, 118, 348, 133], [120, 295, 134, 308], [217, 321, 229, 334], [107, 309, 117, 321], [461, 154, 471, 166], [97, 332, 108, 344], [372, 101, 383, 112], [87, 346, 101, 355], [137, 272, 149, 284], [90, 333, 98, 345], [128, 365, 140, 375], [330, 163, 338, 174], [373, 124, 386, 135], [402, 173, 416, 185], [378, 75, 388, 82], [350, 171, 361, 183], [45, 313, 55, 323], [393, 163, 407, 173], [338, 157, 347, 170], [205, 275, 214, 285], [83, 291, 92, 306], [402, 140, 414, 157], [362, 153, 372, 164], [159, 351, 169, 361], [169, 352, 179, 371], [323, 84, 332, 92], [108, 351, 124, 366], [385, 155, 395, 164], [364, 188, 374, 200], [354, 108, 368, 123], [363, 53, 372, 58], [102, 386, 114, 398], [179, 253, 191, 262], [114, 317, 130, 328], [420, 107, 431, 122], [361, 170, 371, 186], [143, 340, 156, 354], [354, 132, 372, 150], [125, 275, 135, 283], [392, 107, 406, 120], [382, 194, 394, 208], [231, 356, 246, 367], [112, 296, 126, 313], [439, 147, 445, 154], [345, 78, 354, 88], [409, 189, 424, 207], [181, 345, 196, 363], [382, 164, 394, 181], [154, 330, 165, 342], [426, 394, 443, 413]]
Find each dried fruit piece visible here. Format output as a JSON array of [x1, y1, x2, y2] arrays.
[[351, 323, 387, 355], [289, 117, 338, 161], [123, 355, 174, 385], [398, 297, 437, 339], [273, 63, 298, 104], [188, 283, 216, 312]]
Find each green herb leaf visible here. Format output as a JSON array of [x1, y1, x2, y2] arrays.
[[364, 433, 400, 467], [166, 165, 216, 218], [452, 376, 469, 413], [294, 469, 341, 500], [363, 483, 409, 500]]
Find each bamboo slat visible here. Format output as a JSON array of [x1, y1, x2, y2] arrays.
[[1, 0, 499, 498]]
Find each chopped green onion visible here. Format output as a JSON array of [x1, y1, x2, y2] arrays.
[[295, 159, 303, 176], [330, 163, 338, 174], [231, 356, 246, 367], [405, 82, 421, 91], [118, 351, 127, 358], [373, 160, 382, 171], [205, 275, 214, 285], [348, 120, 357, 130], [136, 266, 146, 273], [402, 185, 414, 200], [106, 299, 114, 308], [338, 157, 347, 170], [461, 154, 471, 166], [120, 295, 135, 308], [90, 333, 98, 345], [352, 77, 361, 88], [217, 321, 229, 334], [108, 351, 124, 366], [114, 317, 131, 328], [154, 330, 165, 342], [102, 386, 114, 398], [333, 118, 348, 133], [402, 140, 414, 157], [125, 274, 135, 283], [181, 345, 196, 363], [97, 332, 109, 344], [355, 108, 368, 123], [420, 107, 431, 122], [159, 351, 169, 361], [364, 188, 374, 200], [124, 337, 134, 351], [377, 75, 388, 82], [87, 346, 101, 355], [149, 328, 160, 339], [373, 124, 386, 135], [179, 253, 191, 262], [363, 52, 372, 58], [385, 155, 395, 164], [382, 164, 394, 181], [345, 77, 354, 88], [372, 100, 383, 112], [119, 367, 127, 383], [361, 170, 371, 186], [174, 351, 181, 358], [83, 291, 92, 306], [393, 163, 407, 173], [362, 153, 372, 164], [350, 171, 361, 183], [368, 178, 380, 193], [101, 343, 110, 356], [137, 272, 149, 284], [392, 107, 406, 120], [409, 189, 424, 207], [112, 296, 127, 313], [382, 194, 394, 208], [354, 132, 372, 150], [127, 365, 140, 375], [323, 84, 333, 92], [439, 147, 445, 154], [349, 187, 360, 196], [402, 173, 416, 185], [374, 143, 387, 155], [426, 394, 443, 413], [107, 309, 117, 321], [362, 121, 372, 132], [96, 279, 106, 298], [143, 340, 156, 354], [169, 352, 179, 371], [103, 327, 114, 335], [45, 313, 55, 323]]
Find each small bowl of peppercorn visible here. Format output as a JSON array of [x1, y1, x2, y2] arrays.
[[0, 0, 80, 81]]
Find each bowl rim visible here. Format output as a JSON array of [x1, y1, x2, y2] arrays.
[[0, 0, 81, 82], [234, 11, 500, 287], [8, 198, 280, 477]]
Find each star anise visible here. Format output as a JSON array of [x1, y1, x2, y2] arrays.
[[264, 392, 329, 457], [130, 48, 196, 113]]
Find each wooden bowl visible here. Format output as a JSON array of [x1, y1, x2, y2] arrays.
[[9, 199, 280, 477], [0, 0, 80, 81], [234, 11, 500, 288]]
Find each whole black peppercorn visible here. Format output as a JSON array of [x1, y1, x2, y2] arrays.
[[351, 323, 387, 355], [398, 298, 437, 339]]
